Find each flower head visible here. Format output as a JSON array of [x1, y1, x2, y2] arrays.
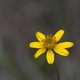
[[29, 29, 74, 64]]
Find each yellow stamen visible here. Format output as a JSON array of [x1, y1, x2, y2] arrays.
[[43, 34, 56, 49]]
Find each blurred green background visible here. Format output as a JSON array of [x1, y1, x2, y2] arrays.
[[0, 0, 79, 80]]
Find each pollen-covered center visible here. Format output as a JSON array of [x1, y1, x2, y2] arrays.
[[43, 34, 56, 49]]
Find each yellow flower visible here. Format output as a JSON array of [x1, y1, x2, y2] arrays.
[[29, 29, 74, 64]]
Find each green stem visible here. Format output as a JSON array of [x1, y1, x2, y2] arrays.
[[54, 60, 61, 80]]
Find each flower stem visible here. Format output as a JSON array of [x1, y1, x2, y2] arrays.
[[54, 59, 61, 80]]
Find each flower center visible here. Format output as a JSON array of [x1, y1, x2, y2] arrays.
[[43, 34, 56, 49]]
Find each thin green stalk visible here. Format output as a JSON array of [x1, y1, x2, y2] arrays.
[[54, 59, 61, 80]]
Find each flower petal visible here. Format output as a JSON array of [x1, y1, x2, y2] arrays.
[[34, 48, 46, 58], [46, 50, 54, 64], [56, 42, 74, 48], [29, 42, 43, 48], [54, 47, 69, 56], [36, 32, 45, 42], [53, 29, 64, 42]]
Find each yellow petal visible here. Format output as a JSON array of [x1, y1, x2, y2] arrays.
[[54, 47, 69, 56], [36, 32, 45, 42], [46, 50, 54, 64], [34, 48, 46, 58], [56, 42, 74, 48], [29, 42, 43, 48], [53, 29, 64, 42]]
